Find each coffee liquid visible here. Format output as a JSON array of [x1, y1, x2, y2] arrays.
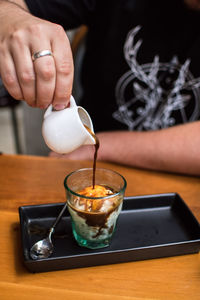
[[84, 125, 99, 189]]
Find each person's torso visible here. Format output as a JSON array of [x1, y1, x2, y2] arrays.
[[81, 0, 200, 132]]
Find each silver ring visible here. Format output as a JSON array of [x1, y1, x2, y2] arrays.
[[32, 50, 53, 62]]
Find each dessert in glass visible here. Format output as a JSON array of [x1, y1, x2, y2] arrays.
[[64, 168, 127, 249]]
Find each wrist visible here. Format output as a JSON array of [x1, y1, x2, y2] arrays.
[[0, 0, 28, 12], [96, 131, 119, 162]]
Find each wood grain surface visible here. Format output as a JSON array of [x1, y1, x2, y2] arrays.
[[0, 154, 200, 300]]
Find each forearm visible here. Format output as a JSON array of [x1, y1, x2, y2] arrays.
[[97, 121, 200, 176]]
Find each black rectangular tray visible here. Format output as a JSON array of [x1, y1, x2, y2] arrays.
[[19, 193, 200, 273]]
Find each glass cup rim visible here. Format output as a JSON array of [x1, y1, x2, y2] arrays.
[[63, 167, 127, 200]]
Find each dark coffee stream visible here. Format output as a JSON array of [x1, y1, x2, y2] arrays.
[[75, 126, 117, 237], [84, 125, 99, 189]]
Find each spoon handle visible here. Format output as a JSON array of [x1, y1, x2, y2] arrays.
[[52, 201, 68, 229]]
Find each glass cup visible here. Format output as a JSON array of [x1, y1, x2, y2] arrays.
[[64, 168, 127, 249]]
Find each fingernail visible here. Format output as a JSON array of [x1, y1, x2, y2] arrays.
[[39, 103, 49, 109], [53, 104, 66, 110]]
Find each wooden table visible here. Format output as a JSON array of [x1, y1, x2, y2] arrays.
[[0, 154, 200, 300]]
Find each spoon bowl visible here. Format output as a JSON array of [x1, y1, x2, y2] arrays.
[[30, 228, 54, 260], [29, 202, 68, 260]]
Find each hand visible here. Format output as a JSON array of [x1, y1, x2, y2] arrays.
[[49, 145, 95, 160], [0, 2, 74, 109]]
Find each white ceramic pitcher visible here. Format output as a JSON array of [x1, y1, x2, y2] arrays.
[[42, 96, 95, 153]]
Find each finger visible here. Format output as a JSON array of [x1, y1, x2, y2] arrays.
[[33, 52, 56, 109], [51, 27, 74, 110], [49, 151, 63, 157], [10, 41, 36, 107], [28, 25, 56, 109], [0, 50, 23, 101]]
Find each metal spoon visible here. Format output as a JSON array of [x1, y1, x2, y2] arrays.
[[30, 202, 68, 260]]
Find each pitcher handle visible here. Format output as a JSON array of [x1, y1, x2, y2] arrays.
[[44, 95, 77, 119]]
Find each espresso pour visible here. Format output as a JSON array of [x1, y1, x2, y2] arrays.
[[84, 125, 100, 189]]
